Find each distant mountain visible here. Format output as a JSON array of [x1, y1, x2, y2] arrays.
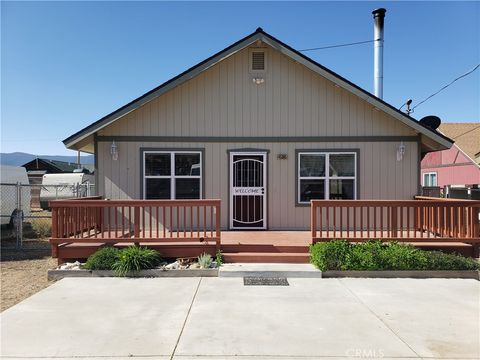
[[0, 152, 94, 167]]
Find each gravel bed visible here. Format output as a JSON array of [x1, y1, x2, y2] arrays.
[[1, 239, 56, 312]]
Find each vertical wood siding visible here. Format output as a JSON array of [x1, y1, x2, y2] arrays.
[[99, 46, 416, 138]]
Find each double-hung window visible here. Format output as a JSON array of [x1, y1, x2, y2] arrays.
[[298, 151, 357, 204], [423, 172, 437, 187], [143, 151, 202, 199]]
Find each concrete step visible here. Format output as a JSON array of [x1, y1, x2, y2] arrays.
[[223, 252, 310, 264], [219, 263, 321, 278]]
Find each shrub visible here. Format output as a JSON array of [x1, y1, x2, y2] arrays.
[[345, 240, 384, 270], [215, 250, 224, 267], [425, 251, 480, 271], [113, 246, 161, 276], [30, 220, 52, 238], [198, 252, 213, 269], [379, 242, 428, 270], [310, 240, 480, 271], [309, 240, 350, 271], [83, 247, 120, 270]]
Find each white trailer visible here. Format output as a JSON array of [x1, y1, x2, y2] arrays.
[[40, 172, 95, 209], [0, 165, 31, 226]]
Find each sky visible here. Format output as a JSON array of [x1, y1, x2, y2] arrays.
[[1, 1, 479, 156]]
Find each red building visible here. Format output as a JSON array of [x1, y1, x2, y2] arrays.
[[421, 123, 480, 191]]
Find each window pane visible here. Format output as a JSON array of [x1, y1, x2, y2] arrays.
[[146, 179, 170, 199], [431, 174, 437, 186], [145, 153, 170, 176], [175, 179, 200, 199], [329, 179, 354, 199], [175, 153, 201, 176], [300, 179, 325, 202], [329, 154, 355, 177], [300, 154, 325, 177]]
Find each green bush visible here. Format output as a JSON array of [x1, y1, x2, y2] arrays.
[[309, 240, 350, 271], [310, 240, 479, 271], [83, 247, 120, 270], [425, 251, 480, 271], [113, 246, 161, 276], [198, 252, 213, 269]]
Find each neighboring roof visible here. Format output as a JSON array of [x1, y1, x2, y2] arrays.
[[22, 158, 91, 173], [438, 123, 480, 160], [64, 28, 453, 152]]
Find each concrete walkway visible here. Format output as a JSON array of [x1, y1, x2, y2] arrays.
[[1, 277, 478, 359]]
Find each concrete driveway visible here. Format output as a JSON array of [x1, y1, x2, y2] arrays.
[[1, 277, 479, 359]]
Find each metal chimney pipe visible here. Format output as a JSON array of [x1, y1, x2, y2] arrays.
[[372, 8, 386, 99]]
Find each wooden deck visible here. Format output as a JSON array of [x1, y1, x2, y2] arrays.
[[52, 230, 477, 264], [49, 197, 480, 264]]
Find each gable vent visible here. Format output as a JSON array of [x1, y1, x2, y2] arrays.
[[251, 51, 265, 71]]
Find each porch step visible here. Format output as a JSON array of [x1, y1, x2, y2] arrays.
[[221, 244, 309, 253], [219, 263, 321, 278], [223, 252, 310, 264]]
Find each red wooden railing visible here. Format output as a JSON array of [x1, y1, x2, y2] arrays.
[[50, 198, 222, 256], [311, 198, 480, 245]]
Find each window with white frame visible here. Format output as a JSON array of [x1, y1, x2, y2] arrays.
[[143, 151, 202, 199], [298, 152, 357, 204], [423, 172, 437, 187]]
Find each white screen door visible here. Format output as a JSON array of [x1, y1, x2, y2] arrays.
[[230, 152, 267, 229]]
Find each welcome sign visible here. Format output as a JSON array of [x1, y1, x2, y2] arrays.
[[232, 187, 264, 195]]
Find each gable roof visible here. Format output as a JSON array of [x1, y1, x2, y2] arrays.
[[438, 123, 480, 160], [64, 28, 453, 152]]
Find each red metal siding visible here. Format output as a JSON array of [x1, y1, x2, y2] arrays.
[[421, 144, 480, 187]]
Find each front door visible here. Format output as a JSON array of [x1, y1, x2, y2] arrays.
[[229, 152, 267, 229]]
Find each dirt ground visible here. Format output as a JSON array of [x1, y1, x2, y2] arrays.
[[1, 239, 56, 312]]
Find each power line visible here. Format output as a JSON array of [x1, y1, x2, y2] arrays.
[[411, 63, 480, 112], [299, 39, 380, 52]]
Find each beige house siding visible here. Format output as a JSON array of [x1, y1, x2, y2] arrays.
[[97, 140, 419, 230], [98, 45, 416, 138]]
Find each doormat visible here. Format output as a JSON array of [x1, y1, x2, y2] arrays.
[[243, 277, 289, 286]]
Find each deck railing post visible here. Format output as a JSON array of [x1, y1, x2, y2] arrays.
[[215, 202, 221, 253], [473, 206, 480, 258], [134, 206, 140, 245], [311, 201, 317, 244], [50, 204, 58, 259], [389, 206, 399, 239]]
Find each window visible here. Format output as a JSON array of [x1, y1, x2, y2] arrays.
[[298, 152, 357, 204], [143, 151, 202, 199], [423, 172, 437, 187]]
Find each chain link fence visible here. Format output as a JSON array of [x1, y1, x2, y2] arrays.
[[1, 183, 95, 249]]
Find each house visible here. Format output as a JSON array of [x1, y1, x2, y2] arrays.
[[421, 123, 480, 196], [62, 28, 453, 231]]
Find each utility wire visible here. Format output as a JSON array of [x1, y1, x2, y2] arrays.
[[450, 125, 480, 139], [411, 63, 480, 111], [299, 39, 380, 52]]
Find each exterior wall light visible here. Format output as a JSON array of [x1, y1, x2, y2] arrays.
[[252, 77, 265, 85], [110, 140, 119, 161], [396, 141, 406, 162]]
